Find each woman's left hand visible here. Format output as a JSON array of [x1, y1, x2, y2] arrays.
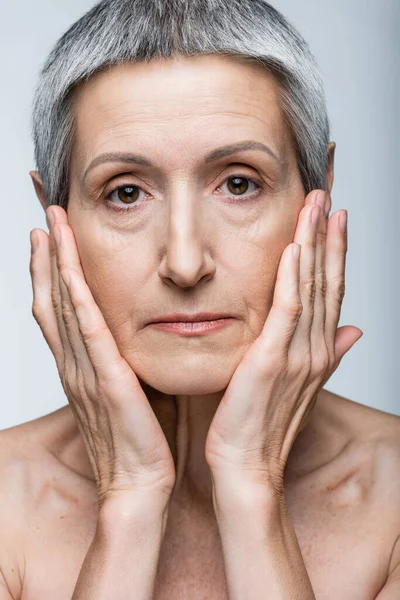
[[205, 189, 363, 500]]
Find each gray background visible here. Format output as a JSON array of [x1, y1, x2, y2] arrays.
[[0, 0, 399, 430]]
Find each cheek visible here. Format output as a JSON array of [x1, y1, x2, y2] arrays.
[[242, 248, 284, 332], [72, 226, 148, 334], [231, 228, 293, 337], [84, 256, 137, 330], [68, 196, 302, 347], [248, 203, 302, 315]]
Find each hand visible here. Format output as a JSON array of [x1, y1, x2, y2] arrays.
[[205, 190, 363, 499], [29, 205, 176, 509]]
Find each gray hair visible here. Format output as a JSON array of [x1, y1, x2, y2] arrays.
[[31, 0, 331, 210]]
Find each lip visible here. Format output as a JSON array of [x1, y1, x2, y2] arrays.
[[149, 318, 233, 336], [149, 312, 233, 324]]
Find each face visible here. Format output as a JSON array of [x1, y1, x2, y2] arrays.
[[67, 54, 306, 396]]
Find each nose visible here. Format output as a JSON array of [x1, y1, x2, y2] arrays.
[[157, 197, 216, 288]]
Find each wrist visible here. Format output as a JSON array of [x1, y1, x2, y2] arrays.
[[98, 489, 170, 535], [211, 471, 285, 521]]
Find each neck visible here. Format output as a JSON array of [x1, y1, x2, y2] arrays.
[[53, 385, 325, 510], [139, 381, 225, 505]]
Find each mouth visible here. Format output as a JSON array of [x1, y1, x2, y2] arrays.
[[149, 312, 233, 324], [148, 317, 234, 336]]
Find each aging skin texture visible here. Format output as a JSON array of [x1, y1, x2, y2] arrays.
[[22, 54, 400, 600], [36, 54, 324, 500]]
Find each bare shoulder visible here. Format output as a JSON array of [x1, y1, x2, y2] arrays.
[[340, 393, 400, 574], [0, 426, 45, 599], [286, 390, 400, 586], [322, 390, 400, 569], [330, 390, 400, 466], [0, 408, 95, 598], [0, 409, 75, 505], [291, 389, 400, 523], [291, 389, 400, 478], [0, 407, 97, 512], [317, 390, 400, 488]]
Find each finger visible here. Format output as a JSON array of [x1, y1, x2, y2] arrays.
[[334, 325, 364, 365], [324, 210, 347, 356], [258, 242, 302, 360], [46, 209, 76, 370], [56, 247, 129, 379], [289, 202, 318, 358], [30, 228, 64, 372], [53, 222, 95, 377], [49, 205, 85, 278], [306, 192, 329, 366]]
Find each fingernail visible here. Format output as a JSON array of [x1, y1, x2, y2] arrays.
[[339, 210, 348, 233]]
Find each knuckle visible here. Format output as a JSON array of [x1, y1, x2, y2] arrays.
[[51, 285, 60, 314], [328, 276, 345, 304], [290, 355, 307, 376], [297, 353, 311, 376], [80, 320, 107, 343], [61, 299, 75, 325], [311, 348, 330, 374], [280, 300, 303, 320], [61, 364, 77, 397], [80, 325, 98, 344], [301, 276, 316, 300], [315, 269, 327, 297]]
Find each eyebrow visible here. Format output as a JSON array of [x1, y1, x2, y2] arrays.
[[81, 140, 284, 189]]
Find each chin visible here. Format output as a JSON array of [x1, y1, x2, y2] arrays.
[[130, 353, 240, 397]]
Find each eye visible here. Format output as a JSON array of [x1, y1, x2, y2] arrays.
[[105, 184, 148, 212], [104, 173, 263, 214], [217, 175, 262, 201]]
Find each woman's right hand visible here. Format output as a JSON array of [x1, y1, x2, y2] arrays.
[[29, 205, 176, 509]]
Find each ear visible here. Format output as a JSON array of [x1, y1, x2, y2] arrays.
[[326, 141, 336, 194], [29, 170, 47, 212]]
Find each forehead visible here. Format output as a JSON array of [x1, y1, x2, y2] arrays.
[[71, 54, 293, 173]]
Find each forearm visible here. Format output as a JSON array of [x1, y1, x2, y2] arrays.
[[72, 493, 169, 600], [213, 483, 316, 600]]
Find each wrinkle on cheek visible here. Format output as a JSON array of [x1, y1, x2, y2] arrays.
[[75, 222, 131, 261], [231, 224, 283, 336], [71, 226, 141, 326]]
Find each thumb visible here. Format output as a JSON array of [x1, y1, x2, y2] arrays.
[[334, 325, 364, 365]]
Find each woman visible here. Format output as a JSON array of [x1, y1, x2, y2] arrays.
[[0, 0, 399, 598]]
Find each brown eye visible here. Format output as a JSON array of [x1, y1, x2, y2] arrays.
[[217, 174, 262, 203], [226, 177, 250, 195], [115, 186, 140, 204], [105, 183, 148, 213]]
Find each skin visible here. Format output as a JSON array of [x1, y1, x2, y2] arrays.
[[34, 54, 335, 501], [0, 54, 399, 599]]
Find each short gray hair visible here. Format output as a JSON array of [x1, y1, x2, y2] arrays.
[[31, 0, 331, 210]]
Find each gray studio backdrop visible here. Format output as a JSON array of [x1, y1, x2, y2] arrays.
[[0, 0, 399, 429]]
